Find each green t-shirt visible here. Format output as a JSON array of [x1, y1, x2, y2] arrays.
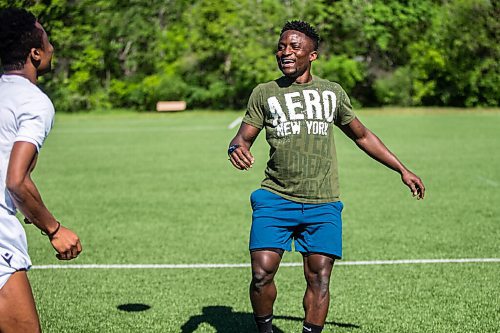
[[243, 76, 356, 203]]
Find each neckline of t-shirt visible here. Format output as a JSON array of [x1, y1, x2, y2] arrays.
[[1, 74, 32, 85], [291, 76, 316, 87]]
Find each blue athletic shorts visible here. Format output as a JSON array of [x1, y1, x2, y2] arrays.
[[249, 188, 343, 258]]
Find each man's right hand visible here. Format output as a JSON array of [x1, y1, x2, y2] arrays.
[[229, 145, 255, 170], [50, 226, 82, 260], [228, 123, 261, 171]]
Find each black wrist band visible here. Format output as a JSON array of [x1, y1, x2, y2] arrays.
[[42, 221, 61, 239], [228, 144, 240, 155]]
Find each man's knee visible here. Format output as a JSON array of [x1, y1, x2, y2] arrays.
[[250, 250, 281, 291], [251, 267, 276, 290], [305, 270, 331, 296]]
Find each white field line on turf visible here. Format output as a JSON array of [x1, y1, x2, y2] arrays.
[[476, 175, 499, 187], [228, 116, 243, 129], [32, 258, 500, 270]]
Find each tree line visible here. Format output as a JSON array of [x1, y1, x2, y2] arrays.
[[1, 0, 498, 111]]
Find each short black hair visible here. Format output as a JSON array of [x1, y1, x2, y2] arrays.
[[281, 20, 320, 51], [0, 8, 43, 71]]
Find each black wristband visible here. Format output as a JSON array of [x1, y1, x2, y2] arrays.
[[41, 221, 61, 239], [228, 144, 240, 155]]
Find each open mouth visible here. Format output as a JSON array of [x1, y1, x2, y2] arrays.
[[281, 58, 295, 68]]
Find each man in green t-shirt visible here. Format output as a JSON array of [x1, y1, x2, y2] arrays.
[[228, 21, 425, 333]]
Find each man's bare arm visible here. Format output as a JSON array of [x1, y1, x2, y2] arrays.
[[340, 118, 425, 199], [228, 123, 261, 170], [6, 141, 82, 259]]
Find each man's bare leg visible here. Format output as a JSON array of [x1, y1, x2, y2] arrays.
[[302, 254, 335, 332], [250, 250, 282, 333], [0, 270, 41, 333]]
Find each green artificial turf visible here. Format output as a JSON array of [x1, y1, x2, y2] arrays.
[[22, 109, 499, 332]]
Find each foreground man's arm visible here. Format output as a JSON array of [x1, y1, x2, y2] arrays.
[[7, 141, 82, 260]]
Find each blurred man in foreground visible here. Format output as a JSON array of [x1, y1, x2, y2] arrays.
[[0, 8, 82, 332]]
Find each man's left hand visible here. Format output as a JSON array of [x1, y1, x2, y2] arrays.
[[401, 171, 425, 199]]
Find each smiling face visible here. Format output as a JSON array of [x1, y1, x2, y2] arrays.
[[276, 30, 317, 83]]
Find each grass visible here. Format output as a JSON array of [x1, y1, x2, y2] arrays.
[[22, 109, 499, 332]]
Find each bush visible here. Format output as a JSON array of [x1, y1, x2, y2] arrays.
[[373, 67, 413, 106]]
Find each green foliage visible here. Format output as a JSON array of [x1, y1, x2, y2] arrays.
[[405, 41, 446, 105], [1, 0, 498, 110], [315, 55, 365, 92], [431, 0, 499, 106], [373, 67, 413, 106]]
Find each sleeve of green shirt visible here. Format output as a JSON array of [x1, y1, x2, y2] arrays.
[[242, 85, 265, 129], [335, 87, 356, 126]]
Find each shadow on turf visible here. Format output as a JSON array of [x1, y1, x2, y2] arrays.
[[180, 306, 360, 332], [117, 303, 151, 312]]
